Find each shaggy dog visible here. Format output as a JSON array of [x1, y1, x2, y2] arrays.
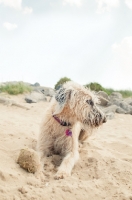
[[37, 81, 106, 179]]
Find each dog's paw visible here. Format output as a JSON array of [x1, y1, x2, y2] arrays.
[[54, 171, 70, 180]]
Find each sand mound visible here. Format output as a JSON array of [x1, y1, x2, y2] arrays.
[[17, 148, 40, 173], [0, 94, 132, 200]]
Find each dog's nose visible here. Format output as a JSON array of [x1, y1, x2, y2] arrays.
[[103, 116, 107, 123]]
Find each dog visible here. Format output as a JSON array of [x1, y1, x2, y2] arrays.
[[37, 81, 106, 179]]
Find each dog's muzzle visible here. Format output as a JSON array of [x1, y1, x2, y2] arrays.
[[86, 111, 107, 127]]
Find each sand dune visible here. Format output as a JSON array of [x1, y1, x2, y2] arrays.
[[0, 94, 132, 200]]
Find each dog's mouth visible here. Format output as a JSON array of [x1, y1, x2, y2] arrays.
[[103, 116, 107, 123], [95, 116, 107, 126]]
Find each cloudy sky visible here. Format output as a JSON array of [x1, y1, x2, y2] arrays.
[[0, 0, 132, 89]]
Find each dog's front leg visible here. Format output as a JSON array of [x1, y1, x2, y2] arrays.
[[54, 121, 81, 180]]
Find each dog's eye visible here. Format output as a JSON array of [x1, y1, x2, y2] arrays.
[[86, 99, 94, 106]]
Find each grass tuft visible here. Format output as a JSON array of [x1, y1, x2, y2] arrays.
[[54, 77, 71, 90], [0, 82, 32, 95], [85, 82, 132, 98], [117, 90, 132, 98]]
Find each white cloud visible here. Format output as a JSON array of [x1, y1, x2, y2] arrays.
[[3, 22, 17, 31], [100, 37, 132, 90], [125, 0, 132, 9], [0, 0, 22, 10], [111, 36, 132, 88], [112, 36, 132, 63], [0, 0, 33, 14], [23, 7, 33, 14], [96, 0, 119, 13], [63, 0, 82, 7]]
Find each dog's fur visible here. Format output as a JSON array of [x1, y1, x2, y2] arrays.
[[37, 81, 106, 179]]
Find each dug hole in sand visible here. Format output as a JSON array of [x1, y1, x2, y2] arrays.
[[0, 94, 132, 200]]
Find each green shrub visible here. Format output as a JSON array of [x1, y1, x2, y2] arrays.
[[103, 88, 115, 95], [117, 90, 132, 98], [103, 88, 132, 97], [85, 82, 132, 97], [0, 82, 32, 95], [54, 77, 71, 90], [85, 82, 104, 92]]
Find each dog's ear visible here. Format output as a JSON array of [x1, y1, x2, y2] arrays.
[[55, 87, 67, 105], [54, 87, 71, 115]]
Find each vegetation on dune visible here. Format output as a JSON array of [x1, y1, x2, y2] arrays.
[[117, 90, 132, 98], [85, 82, 132, 98], [1, 79, 131, 98], [55, 78, 132, 98], [54, 77, 71, 90], [85, 82, 104, 92], [85, 82, 114, 95], [0, 82, 32, 95]]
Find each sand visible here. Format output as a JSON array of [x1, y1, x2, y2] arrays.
[[0, 94, 132, 200]]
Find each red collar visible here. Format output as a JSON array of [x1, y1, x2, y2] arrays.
[[53, 115, 71, 126], [53, 115, 72, 136]]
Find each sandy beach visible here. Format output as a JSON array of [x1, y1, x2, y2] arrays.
[[0, 94, 132, 200]]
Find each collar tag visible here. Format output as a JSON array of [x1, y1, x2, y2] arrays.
[[65, 129, 72, 136]]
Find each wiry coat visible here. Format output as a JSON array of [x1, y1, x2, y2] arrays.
[[37, 81, 106, 179]]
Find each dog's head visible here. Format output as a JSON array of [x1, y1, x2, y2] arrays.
[[54, 81, 106, 127]]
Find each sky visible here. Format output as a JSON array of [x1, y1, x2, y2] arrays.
[[0, 0, 132, 90]]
